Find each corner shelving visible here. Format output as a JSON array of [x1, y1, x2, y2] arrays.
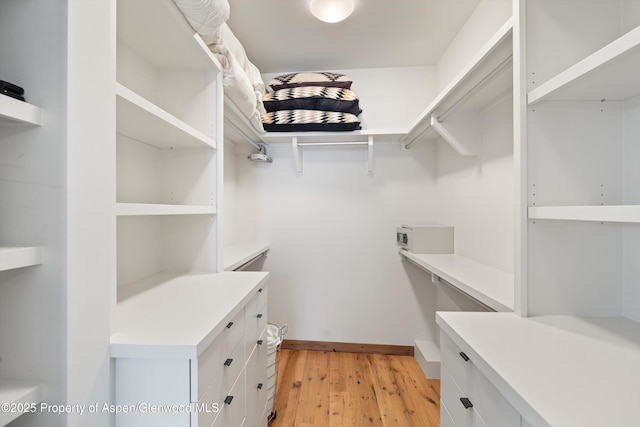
[[0, 95, 42, 126], [0, 381, 42, 426], [0, 247, 41, 272], [528, 205, 640, 223], [527, 25, 640, 105], [400, 250, 514, 312], [401, 17, 514, 155]]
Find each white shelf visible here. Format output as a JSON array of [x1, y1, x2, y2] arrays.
[[401, 250, 514, 312], [528, 25, 640, 104], [111, 272, 269, 359], [0, 95, 42, 126], [402, 18, 513, 153], [116, 203, 216, 216], [224, 242, 270, 271], [528, 205, 640, 223], [116, 83, 216, 149], [261, 129, 405, 144], [0, 381, 42, 426], [436, 312, 640, 427], [0, 247, 42, 272]]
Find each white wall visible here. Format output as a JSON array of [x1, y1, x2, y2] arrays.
[[232, 139, 439, 345], [435, 0, 512, 92], [623, 95, 640, 322], [435, 95, 514, 273]]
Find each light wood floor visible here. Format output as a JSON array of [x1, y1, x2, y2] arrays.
[[268, 349, 440, 427]]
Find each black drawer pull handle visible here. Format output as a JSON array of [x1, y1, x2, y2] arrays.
[[224, 358, 233, 367], [258, 288, 263, 293], [224, 395, 233, 405], [226, 321, 233, 329], [460, 397, 473, 409], [257, 339, 264, 345], [257, 383, 263, 390], [459, 352, 470, 362], [257, 313, 263, 319]]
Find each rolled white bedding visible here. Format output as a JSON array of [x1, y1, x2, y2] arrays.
[[172, 0, 230, 37]]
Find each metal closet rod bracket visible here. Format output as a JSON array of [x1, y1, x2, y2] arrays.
[[292, 135, 374, 174]]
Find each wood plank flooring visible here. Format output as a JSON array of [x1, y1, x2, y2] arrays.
[[269, 349, 440, 427]]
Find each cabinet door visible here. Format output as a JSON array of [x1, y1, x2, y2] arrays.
[[246, 329, 269, 427], [115, 358, 191, 427]]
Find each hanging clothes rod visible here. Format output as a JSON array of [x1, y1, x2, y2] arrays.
[[224, 117, 264, 151], [292, 136, 374, 174], [436, 54, 513, 123], [404, 54, 513, 149], [297, 141, 369, 147]]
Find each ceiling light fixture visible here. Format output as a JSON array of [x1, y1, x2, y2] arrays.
[[309, 0, 355, 23]]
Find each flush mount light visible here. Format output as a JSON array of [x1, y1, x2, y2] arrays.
[[309, 0, 355, 23]]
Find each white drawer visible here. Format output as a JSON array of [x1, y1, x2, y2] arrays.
[[440, 399, 458, 427], [223, 339, 245, 393], [441, 365, 490, 427], [196, 309, 245, 399], [245, 287, 268, 348], [246, 300, 267, 359], [468, 364, 519, 427], [246, 330, 269, 427], [441, 333, 473, 392], [195, 371, 224, 427], [213, 370, 246, 427], [441, 343, 519, 427]]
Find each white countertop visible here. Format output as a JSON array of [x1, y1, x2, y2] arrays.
[[401, 251, 514, 311], [111, 271, 269, 359], [436, 312, 640, 427]]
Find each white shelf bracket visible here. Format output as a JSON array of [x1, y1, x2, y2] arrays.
[[430, 113, 481, 156], [292, 136, 303, 173], [367, 135, 374, 174]]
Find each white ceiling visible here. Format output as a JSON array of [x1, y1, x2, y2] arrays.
[[226, 0, 482, 74]]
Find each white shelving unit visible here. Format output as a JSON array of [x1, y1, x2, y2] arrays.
[[401, 18, 514, 155], [525, 1, 640, 320], [114, 0, 222, 293], [0, 381, 43, 426], [401, 251, 514, 312], [0, 247, 41, 272]]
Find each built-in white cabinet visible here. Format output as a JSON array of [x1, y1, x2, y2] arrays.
[[525, 0, 640, 320], [112, 273, 269, 427], [439, 2, 640, 427], [111, 3, 269, 427], [437, 312, 640, 427]]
